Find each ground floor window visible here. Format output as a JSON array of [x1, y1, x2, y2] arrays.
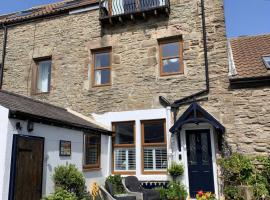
[[141, 119, 167, 173], [112, 121, 136, 173], [84, 133, 101, 170]]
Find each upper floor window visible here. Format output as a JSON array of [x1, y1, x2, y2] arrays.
[[34, 59, 52, 93], [159, 39, 183, 76], [262, 56, 270, 69], [92, 48, 111, 87], [84, 133, 101, 170], [141, 119, 167, 173], [112, 121, 136, 173]]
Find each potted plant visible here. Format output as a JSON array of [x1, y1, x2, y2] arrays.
[[168, 162, 184, 181]]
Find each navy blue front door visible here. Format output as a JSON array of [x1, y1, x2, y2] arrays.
[[186, 129, 215, 198]]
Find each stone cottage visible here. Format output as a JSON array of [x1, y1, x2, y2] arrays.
[[0, 0, 269, 199]]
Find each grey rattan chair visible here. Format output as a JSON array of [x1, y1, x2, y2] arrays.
[[122, 176, 160, 200]]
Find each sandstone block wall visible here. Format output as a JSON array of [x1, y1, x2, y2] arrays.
[[1, 0, 269, 154]]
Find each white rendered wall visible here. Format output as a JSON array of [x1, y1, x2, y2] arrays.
[[0, 106, 10, 200], [5, 119, 109, 197], [93, 107, 174, 182]]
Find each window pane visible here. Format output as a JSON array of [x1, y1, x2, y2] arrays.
[[144, 148, 167, 171], [144, 121, 165, 143], [114, 122, 134, 144], [144, 148, 154, 170], [85, 134, 100, 166], [94, 69, 110, 85], [162, 58, 180, 73], [37, 60, 51, 92], [161, 42, 179, 57], [95, 52, 110, 68], [155, 148, 167, 170], [114, 148, 135, 171], [115, 149, 126, 170]]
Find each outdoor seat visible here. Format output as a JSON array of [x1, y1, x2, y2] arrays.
[[122, 176, 160, 200], [99, 183, 136, 200]]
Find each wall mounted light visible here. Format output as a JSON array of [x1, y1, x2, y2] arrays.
[[27, 120, 34, 132], [15, 122, 22, 130]]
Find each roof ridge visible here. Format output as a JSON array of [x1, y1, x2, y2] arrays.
[[0, 90, 67, 111], [230, 33, 270, 41]]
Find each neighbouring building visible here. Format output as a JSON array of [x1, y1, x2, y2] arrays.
[[0, 0, 269, 199], [0, 90, 111, 200]]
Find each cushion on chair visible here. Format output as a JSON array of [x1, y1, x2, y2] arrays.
[[105, 181, 115, 197], [125, 176, 142, 192], [142, 189, 160, 200], [115, 196, 136, 200]]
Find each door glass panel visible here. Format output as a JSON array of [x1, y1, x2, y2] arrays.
[[201, 132, 210, 165], [189, 134, 197, 165]]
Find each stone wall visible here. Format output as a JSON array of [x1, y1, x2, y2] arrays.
[[2, 0, 211, 114], [1, 0, 269, 154]]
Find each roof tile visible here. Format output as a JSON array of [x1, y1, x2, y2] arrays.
[[230, 34, 270, 79]]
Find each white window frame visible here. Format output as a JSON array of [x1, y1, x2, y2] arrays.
[[262, 56, 270, 69]]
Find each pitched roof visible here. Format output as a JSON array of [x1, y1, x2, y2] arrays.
[[229, 34, 270, 79], [0, 90, 110, 134], [0, 0, 97, 25]]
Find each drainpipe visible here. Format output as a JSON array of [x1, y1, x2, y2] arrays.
[[0, 24, 8, 90], [171, 0, 209, 108], [160, 0, 210, 118]]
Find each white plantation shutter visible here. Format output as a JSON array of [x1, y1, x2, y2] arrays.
[[155, 148, 167, 170], [144, 148, 154, 170], [114, 148, 135, 171], [144, 147, 167, 171]]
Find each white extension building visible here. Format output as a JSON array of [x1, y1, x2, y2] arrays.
[[0, 90, 111, 200]]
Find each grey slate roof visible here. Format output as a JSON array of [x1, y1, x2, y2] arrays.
[[0, 90, 110, 134]]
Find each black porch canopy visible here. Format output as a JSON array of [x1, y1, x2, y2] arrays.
[[169, 102, 225, 134]]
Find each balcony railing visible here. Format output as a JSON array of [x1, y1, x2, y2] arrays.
[[99, 0, 170, 24]]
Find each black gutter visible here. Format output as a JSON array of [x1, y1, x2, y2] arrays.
[[8, 110, 112, 135], [159, 0, 210, 122], [0, 25, 7, 89], [229, 76, 270, 89]]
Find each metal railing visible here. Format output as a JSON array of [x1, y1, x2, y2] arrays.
[[99, 0, 170, 19]]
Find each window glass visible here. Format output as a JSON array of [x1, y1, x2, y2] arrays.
[[95, 52, 110, 68], [159, 40, 182, 75], [84, 134, 101, 167], [37, 60, 51, 93], [144, 121, 165, 144], [93, 49, 111, 86], [161, 42, 179, 57], [114, 122, 134, 144], [94, 69, 110, 85], [263, 56, 270, 69], [162, 58, 180, 73]]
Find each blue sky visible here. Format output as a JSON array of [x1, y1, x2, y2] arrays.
[[0, 0, 270, 38]]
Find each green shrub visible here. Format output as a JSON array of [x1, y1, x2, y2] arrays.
[[156, 181, 187, 200], [53, 164, 90, 199], [219, 153, 270, 200], [43, 188, 78, 200], [105, 175, 125, 195], [167, 162, 184, 180]]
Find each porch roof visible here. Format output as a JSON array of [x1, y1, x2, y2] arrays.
[[0, 90, 111, 135], [169, 103, 225, 134]]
